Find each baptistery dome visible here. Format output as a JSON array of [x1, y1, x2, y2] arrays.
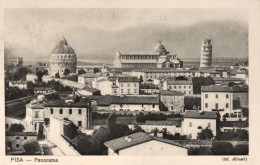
[[49, 37, 77, 77]]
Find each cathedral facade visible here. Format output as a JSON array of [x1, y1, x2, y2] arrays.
[[49, 38, 77, 77], [113, 41, 183, 69]]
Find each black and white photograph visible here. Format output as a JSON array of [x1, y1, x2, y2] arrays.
[[3, 6, 252, 160]]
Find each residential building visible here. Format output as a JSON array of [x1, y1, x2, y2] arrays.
[[75, 88, 101, 96], [9, 81, 27, 89], [44, 97, 92, 129], [78, 74, 97, 87], [104, 132, 188, 156], [113, 41, 183, 69], [34, 87, 55, 95], [116, 76, 139, 95], [163, 80, 193, 96], [160, 90, 184, 113], [201, 85, 248, 120], [26, 74, 38, 84], [6, 132, 38, 153], [182, 111, 217, 139]]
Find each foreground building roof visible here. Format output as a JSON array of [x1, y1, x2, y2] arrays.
[[201, 85, 248, 92], [104, 132, 185, 152], [184, 111, 218, 119]]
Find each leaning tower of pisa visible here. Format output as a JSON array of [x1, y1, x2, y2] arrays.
[[200, 39, 212, 68]]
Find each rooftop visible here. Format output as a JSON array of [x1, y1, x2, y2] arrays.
[[167, 80, 193, 85], [6, 132, 38, 136], [117, 77, 139, 83], [160, 90, 184, 96], [34, 87, 53, 91], [184, 111, 218, 119], [45, 98, 90, 107], [201, 85, 248, 92], [104, 132, 185, 152]]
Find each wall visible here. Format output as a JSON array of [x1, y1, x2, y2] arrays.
[[167, 84, 193, 96], [160, 95, 184, 113], [117, 82, 139, 95], [48, 117, 80, 155], [118, 140, 187, 156], [6, 135, 37, 151], [182, 118, 216, 139], [110, 103, 159, 112]]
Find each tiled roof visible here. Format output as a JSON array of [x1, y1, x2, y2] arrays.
[[220, 121, 248, 127], [6, 132, 38, 136], [145, 69, 194, 73], [184, 111, 217, 119], [104, 132, 186, 152], [167, 80, 193, 85], [34, 87, 53, 91], [145, 120, 182, 127], [111, 96, 159, 104], [84, 88, 100, 93], [201, 85, 248, 92], [45, 98, 90, 107], [160, 90, 184, 96], [117, 77, 139, 82]]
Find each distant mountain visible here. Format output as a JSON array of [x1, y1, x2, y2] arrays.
[[5, 19, 248, 64]]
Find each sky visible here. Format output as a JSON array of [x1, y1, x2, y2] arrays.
[[4, 8, 248, 63]]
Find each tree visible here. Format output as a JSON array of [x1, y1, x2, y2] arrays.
[[139, 75, 143, 84], [36, 70, 44, 82], [75, 132, 95, 155], [175, 76, 188, 81], [197, 128, 214, 140], [228, 82, 235, 87], [55, 73, 60, 78], [78, 69, 86, 75], [184, 97, 201, 110], [233, 144, 248, 155], [43, 69, 48, 75], [94, 68, 100, 73], [9, 124, 25, 132], [64, 68, 70, 76], [212, 142, 233, 155], [92, 127, 110, 154], [192, 77, 215, 94], [242, 108, 248, 117]]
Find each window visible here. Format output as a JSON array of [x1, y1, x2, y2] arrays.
[[152, 104, 155, 108], [226, 94, 229, 98], [179, 86, 181, 89], [184, 91, 186, 94], [184, 86, 186, 89], [205, 94, 208, 98], [127, 89, 130, 94], [121, 89, 124, 93], [69, 109, 72, 114], [35, 111, 39, 118], [189, 122, 192, 127], [59, 109, 63, 114], [78, 121, 82, 127], [134, 83, 137, 87], [128, 83, 130, 87], [121, 83, 123, 87], [171, 106, 174, 110], [16, 137, 19, 140], [238, 112, 242, 118], [226, 103, 229, 108], [189, 86, 191, 89], [205, 103, 208, 108], [78, 109, 82, 114], [216, 94, 218, 98], [189, 91, 191, 95], [134, 89, 137, 93], [16, 144, 20, 148], [24, 137, 27, 140], [142, 104, 144, 108], [50, 109, 53, 114], [5, 124, 8, 129], [215, 103, 218, 109], [208, 123, 211, 129]]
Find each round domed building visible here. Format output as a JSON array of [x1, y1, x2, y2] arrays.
[[49, 38, 77, 77]]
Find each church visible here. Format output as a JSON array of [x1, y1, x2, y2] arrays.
[[113, 41, 183, 69]]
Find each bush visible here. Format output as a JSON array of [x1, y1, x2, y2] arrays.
[[197, 128, 214, 140], [188, 147, 212, 155], [212, 142, 233, 155], [9, 124, 25, 132], [233, 144, 249, 155], [216, 129, 248, 140]]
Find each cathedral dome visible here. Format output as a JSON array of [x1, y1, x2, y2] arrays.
[[153, 41, 167, 54], [52, 38, 75, 54]]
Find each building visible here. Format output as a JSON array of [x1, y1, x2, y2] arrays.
[[78, 74, 97, 87], [49, 38, 77, 77], [160, 90, 184, 113], [113, 41, 183, 69], [75, 88, 101, 96], [143, 69, 194, 82], [9, 81, 27, 89], [163, 80, 193, 96], [92, 77, 116, 95], [26, 74, 38, 84], [6, 132, 38, 153], [201, 85, 248, 120], [34, 87, 55, 95], [88, 95, 160, 112], [182, 111, 217, 139], [16, 57, 23, 66], [104, 132, 187, 156], [116, 76, 139, 95], [44, 97, 92, 129], [200, 39, 212, 68]]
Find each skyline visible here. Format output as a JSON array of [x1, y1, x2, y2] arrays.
[[4, 8, 248, 63]]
